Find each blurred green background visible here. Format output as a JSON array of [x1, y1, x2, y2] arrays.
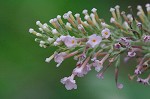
[[0, 0, 150, 99]]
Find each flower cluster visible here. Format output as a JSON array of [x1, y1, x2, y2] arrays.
[[29, 4, 150, 90]]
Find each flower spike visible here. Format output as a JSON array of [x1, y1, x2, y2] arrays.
[[29, 4, 150, 90]]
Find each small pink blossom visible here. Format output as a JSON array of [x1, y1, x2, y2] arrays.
[[63, 36, 77, 48], [73, 64, 91, 77], [117, 83, 124, 89], [137, 77, 150, 85], [54, 35, 77, 48], [143, 35, 150, 42], [114, 43, 121, 49], [54, 52, 67, 67], [73, 67, 84, 77], [86, 34, 102, 48], [60, 75, 77, 90], [119, 37, 130, 48], [93, 60, 103, 72], [137, 77, 143, 83], [96, 72, 104, 79], [137, 75, 150, 85], [142, 78, 150, 85], [101, 28, 111, 38], [60, 35, 67, 41], [128, 51, 136, 57], [134, 68, 141, 75], [82, 64, 92, 75], [73, 57, 91, 77]]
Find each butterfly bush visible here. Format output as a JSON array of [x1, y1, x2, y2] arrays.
[[29, 4, 150, 90]]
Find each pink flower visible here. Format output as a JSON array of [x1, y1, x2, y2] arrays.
[[134, 68, 141, 75], [119, 37, 130, 48], [73, 57, 91, 77], [73, 64, 91, 77], [60, 35, 67, 41], [114, 43, 121, 49], [63, 35, 77, 48], [82, 64, 92, 75], [60, 75, 77, 90], [117, 83, 124, 89], [142, 78, 150, 85], [137, 77, 142, 82], [54, 52, 67, 67], [143, 35, 150, 42], [96, 72, 104, 79], [86, 34, 102, 48], [128, 51, 136, 57], [93, 60, 103, 72], [101, 28, 111, 38], [73, 67, 84, 77], [93, 54, 109, 72], [137, 77, 150, 85]]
